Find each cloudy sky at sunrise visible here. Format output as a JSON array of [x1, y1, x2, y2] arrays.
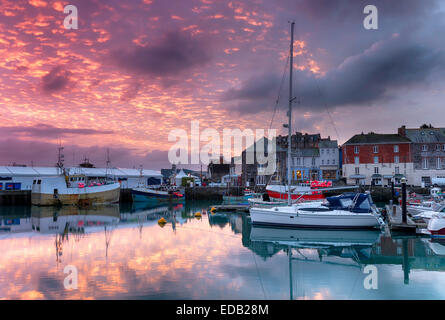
[[1, 0, 445, 169]]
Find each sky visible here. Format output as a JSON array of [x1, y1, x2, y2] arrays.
[[0, 0, 444, 170]]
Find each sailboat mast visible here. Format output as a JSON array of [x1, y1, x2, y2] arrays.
[[287, 22, 295, 205]]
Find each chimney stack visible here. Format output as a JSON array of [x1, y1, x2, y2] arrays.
[[398, 125, 406, 137]]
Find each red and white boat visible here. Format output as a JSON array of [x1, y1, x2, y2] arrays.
[[266, 180, 332, 201]]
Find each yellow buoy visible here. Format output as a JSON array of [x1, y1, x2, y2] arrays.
[[195, 212, 202, 218], [158, 217, 167, 227], [210, 207, 216, 212]]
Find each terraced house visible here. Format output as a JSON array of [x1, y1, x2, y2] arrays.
[[342, 132, 412, 186], [398, 125, 445, 186], [342, 125, 445, 187]]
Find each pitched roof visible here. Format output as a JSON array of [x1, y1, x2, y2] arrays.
[[404, 128, 445, 143], [318, 140, 338, 148], [344, 133, 411, 144]]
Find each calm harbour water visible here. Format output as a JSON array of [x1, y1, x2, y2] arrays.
[[1, 200, 445, 300]]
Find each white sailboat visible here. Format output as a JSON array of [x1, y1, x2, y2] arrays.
[[249, 23, 383, 230]]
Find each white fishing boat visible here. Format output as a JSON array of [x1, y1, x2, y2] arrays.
[[249, 23, 383, 230], [31, 148, 121, 206], [31, 175, 120, 206]]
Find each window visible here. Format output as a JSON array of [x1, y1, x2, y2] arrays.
[[374, 167, 379, 174], [327, 160, 330, 165], [437, 157, 441, 169], [394, 145, 399, 153], [37, 180, 41, 184], [395, 167, 400, 174], [322, 160, 324, 165], [321, 149, 324, 154], [332, 159, 335, 164], [422, 145, 428, 152], [394, 156, 399, 164], [312, 157, 315, 166], [355, 167, 360, 174], [443, 144, 445, 151], [437, 145, 441, 151], [354, 146, 359, 154], [374, 156, 379, 164], [373, 146, 378, 153], [423, 158, 428, 169]]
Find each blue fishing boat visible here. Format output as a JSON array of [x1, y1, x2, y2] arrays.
[[131, 187, 185, 204]]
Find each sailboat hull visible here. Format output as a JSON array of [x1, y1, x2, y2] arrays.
[[249, 207, 380, 229]]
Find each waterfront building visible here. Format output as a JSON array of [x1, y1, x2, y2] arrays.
[[238, 133, 340, 187], [342, 125, 445, 187], [342, 132, 413, 186], [0, 166, 163, 191], [318, 139, 340, 180], [397, 125, 445, 186], [281, 133, 340, 183], [240, 137, 274, 186], [207, 156, 231, 183]]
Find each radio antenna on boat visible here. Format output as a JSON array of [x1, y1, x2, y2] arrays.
[[57, 144, 65, 175], [106, 148, 111, 181]]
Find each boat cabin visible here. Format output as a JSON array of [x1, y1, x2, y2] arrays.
[[323, 193, 375, 213]]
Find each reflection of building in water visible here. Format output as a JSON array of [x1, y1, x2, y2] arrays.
[[31, 204, 121, 263], [0, 216, 32, 233]]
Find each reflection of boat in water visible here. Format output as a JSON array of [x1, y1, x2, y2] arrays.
[[208, 212, 230, 228], [120, 205, 170, 224], [422, 238, 445, 255], [250, 226, 381, 248], [249, 222, 380, 299], [31, 204, 120, 234]]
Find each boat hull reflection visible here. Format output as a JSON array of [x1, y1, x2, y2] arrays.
[[250, 226, 381, 248], [31, 204, 120, 234]]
